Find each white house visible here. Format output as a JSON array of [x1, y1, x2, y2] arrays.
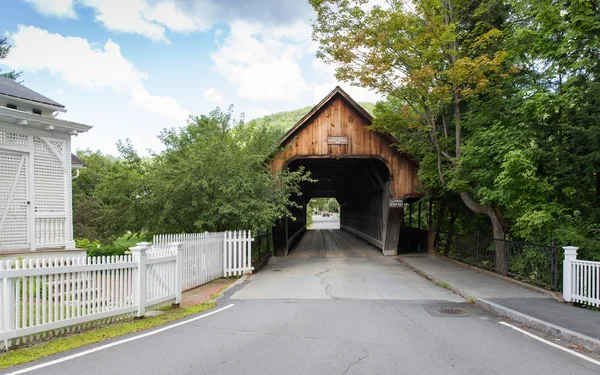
[[0, 77, 92, 260]]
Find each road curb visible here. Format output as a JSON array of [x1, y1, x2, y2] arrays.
[[435, 255, 563, 301], [397, 257, 600, 354], [477, 299, 600, 354], [211, 275, 249, 301]]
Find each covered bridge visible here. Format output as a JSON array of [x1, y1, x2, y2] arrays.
[[269, 87, 423, 256]]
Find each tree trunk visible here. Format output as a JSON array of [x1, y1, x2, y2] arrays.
[[459, 192, 508, 275], [490, 209, 508, 275], [445, 207, 456, 255]]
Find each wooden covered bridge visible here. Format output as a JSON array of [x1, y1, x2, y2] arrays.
[[269, 87, 425, 257]]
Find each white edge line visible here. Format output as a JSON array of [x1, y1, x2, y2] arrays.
[[499, 321, 600, 367], [5, 304, 235, 375]]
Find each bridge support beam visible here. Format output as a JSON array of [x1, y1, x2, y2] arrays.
[[273, 218, 288, 257], [382, 207, 403, 256]]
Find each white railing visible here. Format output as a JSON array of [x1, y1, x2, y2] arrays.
[[153, 231, 254, 290], [35, 215, 67, 247], [153, 232, 225, 291], [563, 246, 600, 307], [224, 231, 254, 277], [0, 230, 256, 350], [0, 243, 181, 350]]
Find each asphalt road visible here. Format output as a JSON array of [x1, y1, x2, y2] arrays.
[[310, 215, 341, 230], [3, 233, 600, 375]]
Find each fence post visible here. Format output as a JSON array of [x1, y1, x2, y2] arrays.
[[551, 238, 558, 290], [170, 242, 183, 307], [130, 245, 148, 318], [562, 246, 578, 303], [246, 231, 254, 275], [137, 242, 152, 249], [223, 232, 228, 278], [1, 261, 16, 349]]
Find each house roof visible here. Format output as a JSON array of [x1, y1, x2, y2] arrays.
[[0, 76, 65, 109], [71, 154, 85, 169]]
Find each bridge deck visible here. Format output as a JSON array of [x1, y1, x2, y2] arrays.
[[289, 229, 381, 258]]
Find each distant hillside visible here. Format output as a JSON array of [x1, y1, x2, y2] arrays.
[[251, 102, 375, 132]]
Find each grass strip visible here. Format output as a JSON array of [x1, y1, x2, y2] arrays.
[[0, 301, 215, 369]]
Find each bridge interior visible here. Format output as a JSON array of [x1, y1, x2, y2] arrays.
[[279, 157, 396, 256], [290, 216, 381, 258]]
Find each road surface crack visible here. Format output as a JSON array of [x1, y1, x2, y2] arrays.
[[342, 348, 369, 374], [315, 268, 338, 299]]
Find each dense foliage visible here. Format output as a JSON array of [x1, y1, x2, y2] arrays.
[[73, 107, 312, 244], [311, 0, 600, 266]]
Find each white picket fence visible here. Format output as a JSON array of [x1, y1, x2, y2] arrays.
[[563, 246, 600, 307], [0, 242, 181, 350], [153, 231, 254, 290], [0, 231, 255, 350]]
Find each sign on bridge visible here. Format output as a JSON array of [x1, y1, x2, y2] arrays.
[[389, 198, 404, 208]]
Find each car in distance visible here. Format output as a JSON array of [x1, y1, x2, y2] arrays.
[[322, 212, 330, 217]]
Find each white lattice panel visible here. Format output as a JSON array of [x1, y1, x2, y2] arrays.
[[0, 130, 28, 148], [0, 150, 29, 248], [33, 137, 65, 213]]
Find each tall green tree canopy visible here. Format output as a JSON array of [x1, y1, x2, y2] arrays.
[[311, 0, 600, 268], [73, 107, 312, 242]]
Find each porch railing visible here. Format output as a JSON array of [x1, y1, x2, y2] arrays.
[[35, 215, 67, 247]]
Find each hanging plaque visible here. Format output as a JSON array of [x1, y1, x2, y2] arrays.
[[389, 198, 404, 208], [328, 136, 349, 145]]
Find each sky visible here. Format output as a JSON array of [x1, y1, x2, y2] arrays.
[[0, 0, 382, 156]]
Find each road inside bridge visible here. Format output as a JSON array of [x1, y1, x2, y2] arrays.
[[4, 235, 599, 374], [291, 216, 380, 258]]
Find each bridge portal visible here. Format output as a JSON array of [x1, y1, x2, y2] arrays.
[[269, 87, 423, 256]]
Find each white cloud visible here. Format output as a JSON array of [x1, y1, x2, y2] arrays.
[[203, 88, 224, 104], [210, 21, 309, 102], [4, 25, 188, 120], [82, 0, 170, 43], [24, 0, 76, 18]]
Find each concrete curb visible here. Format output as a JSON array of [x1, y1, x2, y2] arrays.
[[211, 275, 249, 302], [477, 299, 600, 354], [397, 257, 600, 354], [397, 257, 473, 300], [435, 254, 563, 301]]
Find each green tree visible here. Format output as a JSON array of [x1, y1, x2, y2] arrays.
[[311, 0, 514, 273], [327, 198, 339, 213], [145, 107, 312, 233], [0, 32, 22, 80]]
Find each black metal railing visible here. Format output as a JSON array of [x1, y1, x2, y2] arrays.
[[436, 232, 560, 290], [253, 229, 272, 264]]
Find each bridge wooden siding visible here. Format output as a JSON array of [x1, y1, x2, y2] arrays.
[[268, 86, 423, 256], [269, 90, 420, 201]]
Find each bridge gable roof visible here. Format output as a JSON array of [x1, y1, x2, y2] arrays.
[[279, 86, 399, 147]]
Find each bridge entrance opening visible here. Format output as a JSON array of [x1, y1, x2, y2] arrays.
[[268, 87, 424, 257], [307, 197, 340, 230]]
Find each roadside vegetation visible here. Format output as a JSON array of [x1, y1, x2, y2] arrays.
[[311, 0, 600, 265], [72, 108, 313, 255]]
